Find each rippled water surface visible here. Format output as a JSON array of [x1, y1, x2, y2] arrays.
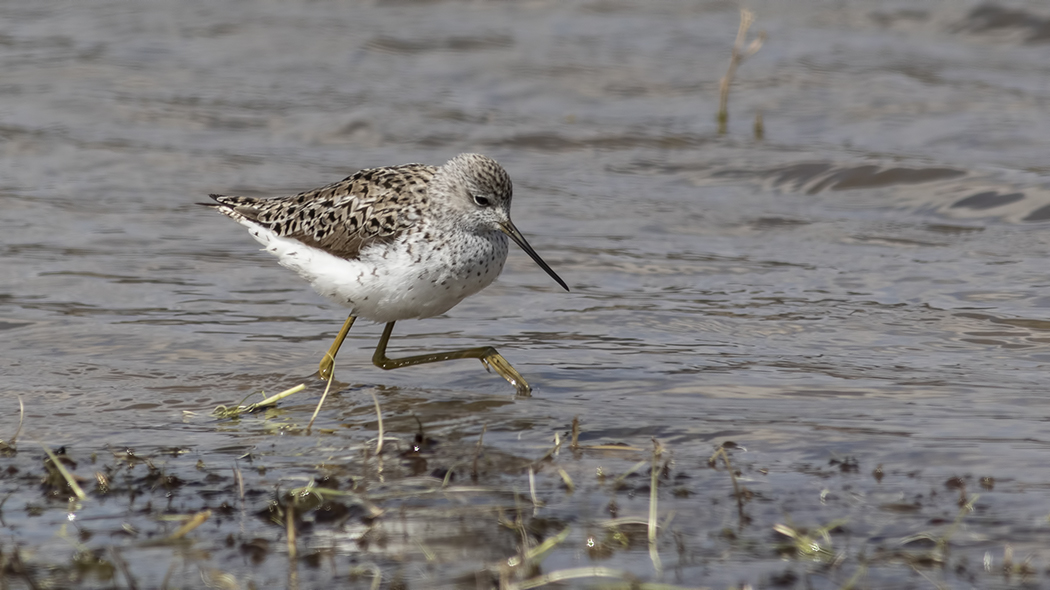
[[4, 1, 1050, 588]]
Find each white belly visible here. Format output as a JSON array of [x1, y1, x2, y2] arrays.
[[240, 221, 507, 323]]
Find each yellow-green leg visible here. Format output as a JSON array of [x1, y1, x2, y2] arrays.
[[371, 321, 532, 397], [318, 314, 357, 381]]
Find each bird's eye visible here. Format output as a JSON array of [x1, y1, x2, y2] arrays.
[[473, 195, 491, 207]]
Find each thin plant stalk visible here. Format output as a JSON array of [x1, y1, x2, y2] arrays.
[[6, 396, 25, 449], [42, 445, 86, 501], [168, 510, 212, 540], [717, 8, 766, 134], [648, 439, 663, 576], [369, 390, 384, 456], [471, 424, 487, 481], [709, 446, 746, 520], [286, 504, 297, 560], [557, 467, 575, 493], [528, 467, 542, 509], [307, 370, 335, 432]]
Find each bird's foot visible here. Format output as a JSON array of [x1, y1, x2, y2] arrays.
[[481, 353, 532, 397]]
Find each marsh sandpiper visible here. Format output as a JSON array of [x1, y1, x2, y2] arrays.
[[207, 153, 568, 395]]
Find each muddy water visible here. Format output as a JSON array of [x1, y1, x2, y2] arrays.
[[3, 1, 1050, 588]]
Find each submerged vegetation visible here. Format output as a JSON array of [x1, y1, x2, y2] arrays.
[[0, 388, 1040, 590]]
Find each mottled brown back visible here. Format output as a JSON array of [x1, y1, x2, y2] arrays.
[[209, 163, 437, 260]]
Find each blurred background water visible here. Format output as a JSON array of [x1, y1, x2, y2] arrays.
[[3, 1, 1050, 587]]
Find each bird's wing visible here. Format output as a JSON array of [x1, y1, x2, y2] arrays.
[[208, 163, 438, 260]]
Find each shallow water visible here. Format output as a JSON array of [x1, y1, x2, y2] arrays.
[[4, 0, 1050, 588]]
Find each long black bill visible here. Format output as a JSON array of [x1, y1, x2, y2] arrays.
[[499, 221, 569, 292]]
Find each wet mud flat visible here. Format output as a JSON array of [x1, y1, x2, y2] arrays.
[[0, 387, 1040, 589]]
